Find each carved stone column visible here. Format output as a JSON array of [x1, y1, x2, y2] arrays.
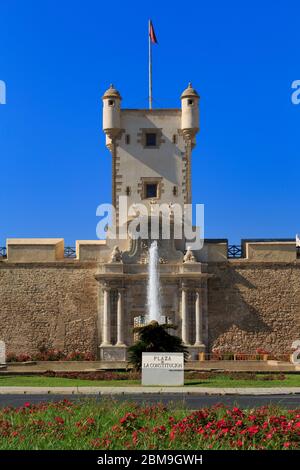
[[101, 286, 111, 346], [116, 288, 125, 346], [194, 289, 203, 346], [181, 285, 189, 345]]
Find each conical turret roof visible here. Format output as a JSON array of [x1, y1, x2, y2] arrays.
[[180, 82, 199, 99], [102, 84, 122, 100]]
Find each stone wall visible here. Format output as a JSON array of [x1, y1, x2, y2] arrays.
[[0, 262, 99, 356], [1, 256, 300, 358], [208, 261, 300, 354]]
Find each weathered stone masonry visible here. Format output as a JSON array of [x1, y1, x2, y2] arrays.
[[1, 253, 299, 358], [0, 262, 99, 355], [208, 261, 300, 354]]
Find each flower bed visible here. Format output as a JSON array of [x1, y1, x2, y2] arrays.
[[42, 370, 286, 382], [6, 350, 95, 362], [209, 349, 291, 362], [43, 370, 140, 381], [0, 400, 299, 450]]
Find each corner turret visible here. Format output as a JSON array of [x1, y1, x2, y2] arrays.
[[180, 83, 200, 142], [102, 84, 122, 143]]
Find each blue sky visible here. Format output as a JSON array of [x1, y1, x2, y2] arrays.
[[0, 0, 299, 245]]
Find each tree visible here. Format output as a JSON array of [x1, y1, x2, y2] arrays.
[[128, 320, 188, 371]]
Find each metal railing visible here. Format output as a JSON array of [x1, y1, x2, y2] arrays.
[[64, 247, 76, 258], [227, 245, 243, 259], [0, 246, 76, 259]]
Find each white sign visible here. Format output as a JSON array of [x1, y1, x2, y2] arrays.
[[0, 341, 6, 364], [142, 352, 184, 386]]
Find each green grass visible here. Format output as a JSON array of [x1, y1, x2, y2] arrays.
[[0, 374, 300, 387], [186, 374, 300, 387], [0, 376, 140, 387]]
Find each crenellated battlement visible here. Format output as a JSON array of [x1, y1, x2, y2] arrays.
[[0, 238, 298, 263]]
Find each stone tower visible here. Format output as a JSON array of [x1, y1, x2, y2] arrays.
[[102, 83, 200, 222], [98, 83, 207, 362]]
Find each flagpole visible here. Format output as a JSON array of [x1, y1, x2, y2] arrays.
[[148, 19, 152, 109]]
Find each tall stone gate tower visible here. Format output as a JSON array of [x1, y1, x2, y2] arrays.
[[99, 83, 208, 361]]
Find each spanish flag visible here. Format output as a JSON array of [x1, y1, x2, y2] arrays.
[[149, 20, 158, 44]]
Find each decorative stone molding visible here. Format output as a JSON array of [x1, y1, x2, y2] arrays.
[[178, 129, 193, 204], [105, 129, 124, 153], [137, 177, 164, 200], [100, 346, 127, 361], [183, 247, 196, 263], [110, 246, 123, 263]]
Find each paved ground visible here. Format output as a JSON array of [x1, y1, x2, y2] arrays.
[[0, 393, 300, 409], [1, 386, 300, 395]]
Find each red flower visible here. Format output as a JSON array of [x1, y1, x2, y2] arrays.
[[152, 425, 166, 433], [119, 412, 137, 426], [216, 419, 227, 429], [221, 428, 230, 434], [54, 416, 64, 425], [132, 430, 138, 445], [247, 425, 260, 435], [233, 407, 241, 413], [111, 424, 120, 432], [90, 438, 101, 448], [248, 415, 257, 422], [86, 417, 95, 425]]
